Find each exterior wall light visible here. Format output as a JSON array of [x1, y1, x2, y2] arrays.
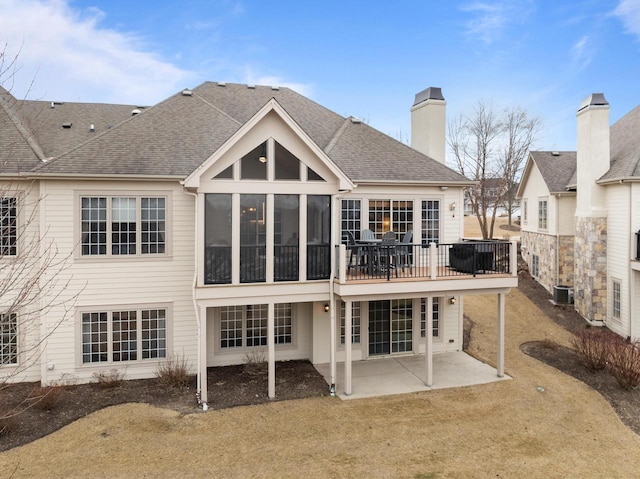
[[324, 303, 330, 312], [449, 297, 457, 305]]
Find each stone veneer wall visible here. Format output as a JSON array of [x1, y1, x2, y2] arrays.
[[520, 230, 562, 293], [557, 236, 574, 286], [574, 217, 607, 322]]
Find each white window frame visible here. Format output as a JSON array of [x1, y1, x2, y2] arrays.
[[531, 253, 540, 278], [76, 191, 172, 260], [339, 301, 361, 346], [0, 196, 18, 257], [78, 304, 170, 367], [217, 303, 295, 353], [612, 279, 621, 321], [538, 198, 548, 231], [0, 312, 18, 365], [421, 297, 441, 339]]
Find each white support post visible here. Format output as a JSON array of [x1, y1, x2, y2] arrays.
[[510, 240, 518, 277], [268, 303, 276, 398], [429, 242, 437, 279], [497, 293, 505, 378], [338, 244, 347, 284], [425, 297, 433, 387], [199, 304, 208, 405], [329, 300, 336, 393], [345, 300, 353, 396]]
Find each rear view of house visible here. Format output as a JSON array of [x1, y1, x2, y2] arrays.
[[1, 82, 517, 404]]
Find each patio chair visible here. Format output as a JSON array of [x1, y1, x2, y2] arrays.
[[345, 231, 366, 273], [379, 231, 398, 277], [361, 229, 376, 242], [397, 230, 413, 273]]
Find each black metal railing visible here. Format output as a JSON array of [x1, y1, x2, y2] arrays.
[[307, 243, 331, 280], [338, 241, 511, 281], [240, 245, 266, 283], [205, 245, 232, 284], [636, 231, 640, 260], [274, 245, 299, 281]]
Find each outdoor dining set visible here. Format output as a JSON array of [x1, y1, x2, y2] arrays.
[[343, 229, 413, 279]]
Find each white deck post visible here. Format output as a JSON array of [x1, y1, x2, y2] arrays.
[[497, 292, 505, 377], [199, 304, 208, 405], [345, 299, 353, 395], [510, 240, 518, 277], [425, 297, 433, 387], [268, 302, 276, 398], [329, 300, 336, 392], [338, 244, 346, 284], [429, 242, 437, 279]]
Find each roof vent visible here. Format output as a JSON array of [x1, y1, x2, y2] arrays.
[[131, 108, 141, 116], [247, 84, 256, 89], [217, 82, 226, 87], [551, 151, 560, 156], [50, 101, 54, 109], [62, 122, 72, 129], [271, 86, 280, 91], [351, 117, 362, 124], [89, 124, 95, 132], [182, 88, 193, 96]]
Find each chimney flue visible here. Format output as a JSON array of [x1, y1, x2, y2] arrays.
[[410, 87, 446, 164]]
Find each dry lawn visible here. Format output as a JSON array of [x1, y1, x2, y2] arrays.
[[464, 214, 520, 239], [2, 289, 640, 478]]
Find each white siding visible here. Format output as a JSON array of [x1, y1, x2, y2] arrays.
[[606, 184, 631, 337], [39, 180, 196, 384]]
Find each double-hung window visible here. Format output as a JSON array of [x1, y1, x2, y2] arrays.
[[339, 301, 361, 345], [81, 306, 167, 364], [612, 280, 621, 320], [81, 195, 166, 256], [538, 199, 548, 230], [0, 197, 17, 256], [421, 200, 440, 245], [1, 313, 17, 365]]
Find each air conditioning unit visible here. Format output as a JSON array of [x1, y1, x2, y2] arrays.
[[553, 285, 574, 305]]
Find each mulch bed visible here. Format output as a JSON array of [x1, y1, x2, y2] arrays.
[[0, 360, 328, 452], [2, 270, 639, 452]]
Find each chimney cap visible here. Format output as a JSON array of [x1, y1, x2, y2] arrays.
[[413, 87, 445, 106], [578, 93, 609, 112]]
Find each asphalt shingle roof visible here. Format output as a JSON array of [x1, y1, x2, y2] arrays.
[[3, 81, 470, 184], [529, 151, 577, 193], [600, 104, 640, 181]]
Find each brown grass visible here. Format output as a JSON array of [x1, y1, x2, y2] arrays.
[[464, 214, 520, 239], [2, 289, 640, 477]]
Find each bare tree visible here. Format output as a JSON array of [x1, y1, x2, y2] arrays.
[[448, 101, 540, 239], [1, 46, 81, 428]]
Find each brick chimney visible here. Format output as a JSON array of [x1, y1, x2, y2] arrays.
[[411, 87, 446, 164]]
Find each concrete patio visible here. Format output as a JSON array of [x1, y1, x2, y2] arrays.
[[314, 351, 511, 400]]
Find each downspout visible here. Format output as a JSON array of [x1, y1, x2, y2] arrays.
[[628, 183, 633, 339], [183, 188, 207, 410], [328, 194, 338, 395], [555, 194, 560, 288]]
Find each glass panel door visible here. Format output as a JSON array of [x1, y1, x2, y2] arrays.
[[368, 300, 390, 355], [391, 299, 413, 353]]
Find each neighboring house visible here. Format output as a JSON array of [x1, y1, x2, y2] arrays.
[[518, 93, 640, 340], [463, 178, 520, 217], [0, 82, 517, 405]]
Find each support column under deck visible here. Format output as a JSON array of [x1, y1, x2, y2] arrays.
[[497, 293, 505, 378]]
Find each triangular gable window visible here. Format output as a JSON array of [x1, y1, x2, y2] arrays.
[[307, 167, 325, 182], [240, 142, 267, 180], [213, 165, 233, 179], [274, 141, 300, 180]]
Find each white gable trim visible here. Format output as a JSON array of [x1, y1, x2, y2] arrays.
[[183, 98, 353, 190]]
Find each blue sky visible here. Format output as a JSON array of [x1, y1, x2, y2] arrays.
[[2, 0, 640, 159]]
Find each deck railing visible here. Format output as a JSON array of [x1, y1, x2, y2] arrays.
[[335, 240, 515, 282]]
